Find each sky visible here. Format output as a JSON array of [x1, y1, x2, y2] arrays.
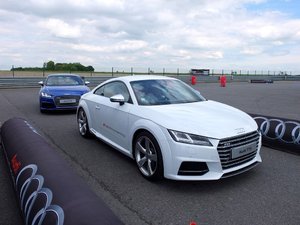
[[0, 0, 300, 73]]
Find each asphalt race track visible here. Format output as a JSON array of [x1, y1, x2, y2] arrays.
[[0, 81, 300, 225]]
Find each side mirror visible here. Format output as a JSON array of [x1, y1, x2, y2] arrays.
[[38, 81, 44, 86], [110, 94, 125, 105], [85, 81, 90, 85]]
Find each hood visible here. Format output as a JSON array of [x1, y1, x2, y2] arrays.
[[136, 100, 257, 139], [41, 85, 90, 96]]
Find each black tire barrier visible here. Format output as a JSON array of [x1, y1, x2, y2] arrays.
[[0, 118, 124, 225], [250, 114, 300, 155]]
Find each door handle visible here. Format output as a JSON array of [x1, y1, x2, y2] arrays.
[[95, 105, 101, 110]]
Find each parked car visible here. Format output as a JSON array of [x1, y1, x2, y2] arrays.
[[77, 75, 262, 181], [39, 74, 90, 112]]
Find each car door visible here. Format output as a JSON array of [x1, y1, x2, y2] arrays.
[[93, 81, 133, 153]]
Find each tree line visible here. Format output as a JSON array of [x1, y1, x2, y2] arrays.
[[12, 61, 94, 72]]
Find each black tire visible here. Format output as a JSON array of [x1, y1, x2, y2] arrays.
[[134, 131, 164, 181], [77, 108, 91, 138]]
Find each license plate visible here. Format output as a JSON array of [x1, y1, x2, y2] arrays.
[[231, 142, 257, 159], [60, 99, 76, 104]]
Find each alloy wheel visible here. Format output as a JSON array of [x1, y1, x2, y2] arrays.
[[78, 109, 88, 136], [135, 136, 158, 177]]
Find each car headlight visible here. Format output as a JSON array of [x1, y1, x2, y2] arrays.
[[168, 130, 213, 146], [40, 92, 52, 98]]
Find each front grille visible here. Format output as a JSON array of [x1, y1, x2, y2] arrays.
[[54, 95, 80, 107], [217, 131, 260, 170]]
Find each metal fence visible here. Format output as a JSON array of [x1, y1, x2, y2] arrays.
[[1, 74, 300, 89], [0, 68, 298, 78]]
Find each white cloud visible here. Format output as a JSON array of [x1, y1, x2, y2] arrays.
[[0, 0, 299, 72], [204, 51, 224, 59], [115, 40, 148, 51], [272, 41, 284, 46], [39, 18, 81, 38], [70, 44, 106, 52], [70, 40, 147, 53], [241, 47, 263, 55]]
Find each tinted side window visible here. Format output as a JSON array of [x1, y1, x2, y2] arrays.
[[94, 81, 132, 103], [94, 85, 105, 96]]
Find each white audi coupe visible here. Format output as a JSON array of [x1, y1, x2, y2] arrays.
[[77, 76, 262, 181]]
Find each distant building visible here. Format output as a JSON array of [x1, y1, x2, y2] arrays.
[[190, 69, 210, 76]]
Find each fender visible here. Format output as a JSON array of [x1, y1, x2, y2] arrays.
[[77, 99, 94, 132], [129, 118, 174, 176]]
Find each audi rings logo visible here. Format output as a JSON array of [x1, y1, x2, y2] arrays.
[[15, 164, 64, 225], [254, 116, 300, 144]]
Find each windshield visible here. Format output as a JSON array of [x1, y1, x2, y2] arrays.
[[130, 79, 205, 105], [46, 75, 84, 86]]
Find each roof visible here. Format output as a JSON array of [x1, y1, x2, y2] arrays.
[[47, 73, 82, 77], [113, 75, 176, 82]]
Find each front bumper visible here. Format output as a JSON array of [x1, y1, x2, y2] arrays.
[[40, 95, 81, 111], [162, 131, 262, 181]]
